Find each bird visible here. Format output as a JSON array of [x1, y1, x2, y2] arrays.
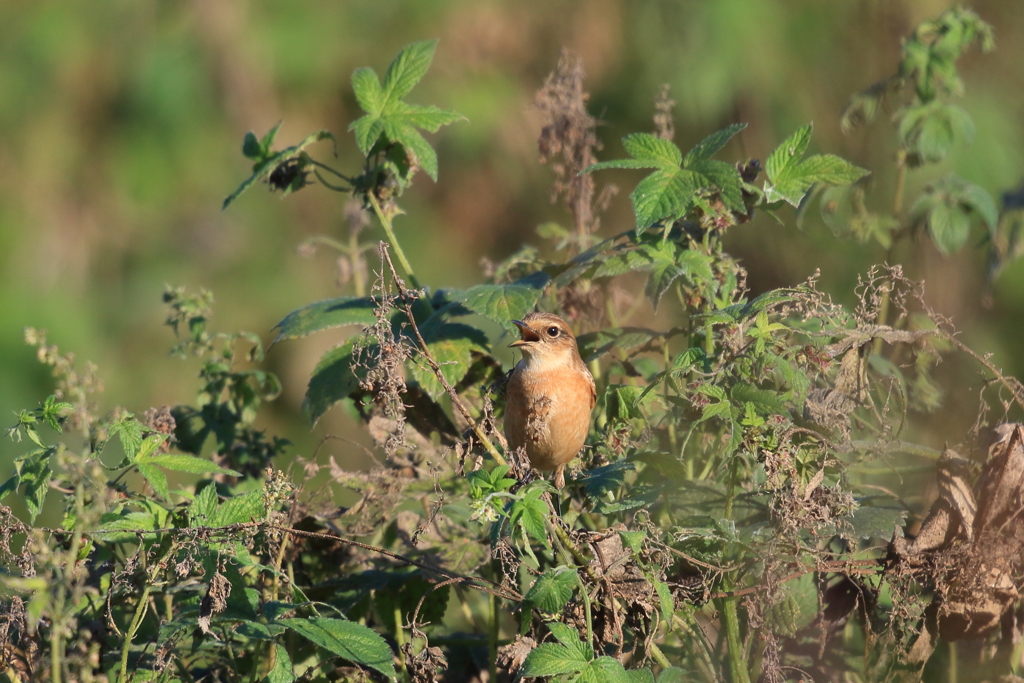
[[504, 312, 596, 489]]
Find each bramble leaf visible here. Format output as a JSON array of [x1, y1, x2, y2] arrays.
[[764, 123, 869, 206], [585, 125, 747, 234], [224, 128, 335, 209], [303, 339, 367, 425]]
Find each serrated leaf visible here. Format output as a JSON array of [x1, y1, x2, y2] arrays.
[[766, 124, 813, 183], [224, 128, 335, 209], [730, 385, 788, 416], [525, 568, 578, 612], [110, 417, 144, 462], [273, 297, 378, 344], [690, 158, 744, 212], [407, 323, 488, 399], [189, 484, 219, 526], [387, 121, 439, 180], [352, 67, 384, 115], [140, 454, 242, 477], [683, 123, 746, 166], [593, 249, 654, 279], [382, 39, 438, 103], [926, 202, 970, 254], [631, 168, 703, 233], [657, 667, 689, 683], [520, 643, 588, 677], [622, 133, 682, 166], [303, 340, 366, 426], [210, 490, 266, 527], [546, 622, 593, 660], [511, 490, 549, 547], [452, 274, 549, 325], [138, 464, 170, 501], [579, 657, 631, 683], [654, 579, 674, 624], [278, 618, 397, 681], [793, 155, 870, 186]]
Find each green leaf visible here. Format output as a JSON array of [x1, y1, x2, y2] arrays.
[[273, 297, 378, 344], [654, 579, 674, 624], [657, 666, 689, 683], [525, 567, 578, 612], [352, 67, 384, 115], [0, 448, 55, 522], [140, 454, 242, 477], [189, 484, 219, 526], [110, 416, 144, 462], [579, 657, 631, 683], [407, 323, 489, 399], [278, 618, 397, 681], [224, 128, 335, 209], [631, 168, 704, 234], [683, 123, 746, 166], [764, 123, 868, 207], [592, 249, 655, 279], [383, 39, 438, 103], [622, 133, 683, 166], [765, 124, 813, 183], [587, 124, 747, 233], [927, 202, 970, 254], [303, 340, 366, 425], [242, 132, 262, 159], [210, 490, 266, 527], [520, 643, 589, 678], [451, 273, 550, 325], [730, 385, 788, 416], [510, 488, 549, 546], [547, 622, 594, 661], [346, 40, 463, 180], [138, 463, 170, 501]]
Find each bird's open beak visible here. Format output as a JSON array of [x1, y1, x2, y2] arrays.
[[509, 320, 540, 347]]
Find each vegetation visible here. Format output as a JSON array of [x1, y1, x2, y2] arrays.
[[2, 8, 1024, 683]]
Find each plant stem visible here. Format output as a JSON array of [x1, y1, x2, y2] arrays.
[[394, 604, 410, 683], [119, 583, 152, 683], [649, 641, 672, 669], [489, 592, 499, 683], [719, 594, 750, 683], [368, 193, 422, 291]]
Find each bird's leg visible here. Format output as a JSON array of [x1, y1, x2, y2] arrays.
[[554, 465, 565, 490]]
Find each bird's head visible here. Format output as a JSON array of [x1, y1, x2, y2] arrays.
[[509, 312, 581, 366]]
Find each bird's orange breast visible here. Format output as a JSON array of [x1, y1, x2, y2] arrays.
[[505, 360, 595, 471]]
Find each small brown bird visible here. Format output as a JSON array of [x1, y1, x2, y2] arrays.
[[504, 312, 596, 488]]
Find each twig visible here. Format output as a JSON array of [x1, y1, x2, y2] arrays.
[[378, 242, 508, 467]]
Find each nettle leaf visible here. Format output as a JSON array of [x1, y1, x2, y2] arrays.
[[764, 123, 869, 207], [347, 40, 464, 180], [585, 125, 746, 234], [303, 339, 368, 425], [273, 297, 378, 344], [0, 448, 56, 522], [592, 249, 655, 279], [406, 323, 489, 399], [451, 272, 550, 325], [657, 667, 689, 683], [910, 175, 998, 254], [223, 128, 335, 209], [278, 618, 397, 681], [266, 643, 296, 683], [109, 416, 144, 462], [525, 567, 579, 612], [189, 483, 219, 526]]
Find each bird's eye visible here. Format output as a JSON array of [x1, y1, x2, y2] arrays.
[[546, 326, 560, 337]]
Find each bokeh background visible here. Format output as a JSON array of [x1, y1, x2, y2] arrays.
[[1, 0, 1023, 478]]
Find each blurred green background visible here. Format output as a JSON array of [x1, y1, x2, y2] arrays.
[[1, 0, 1022, 476]]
